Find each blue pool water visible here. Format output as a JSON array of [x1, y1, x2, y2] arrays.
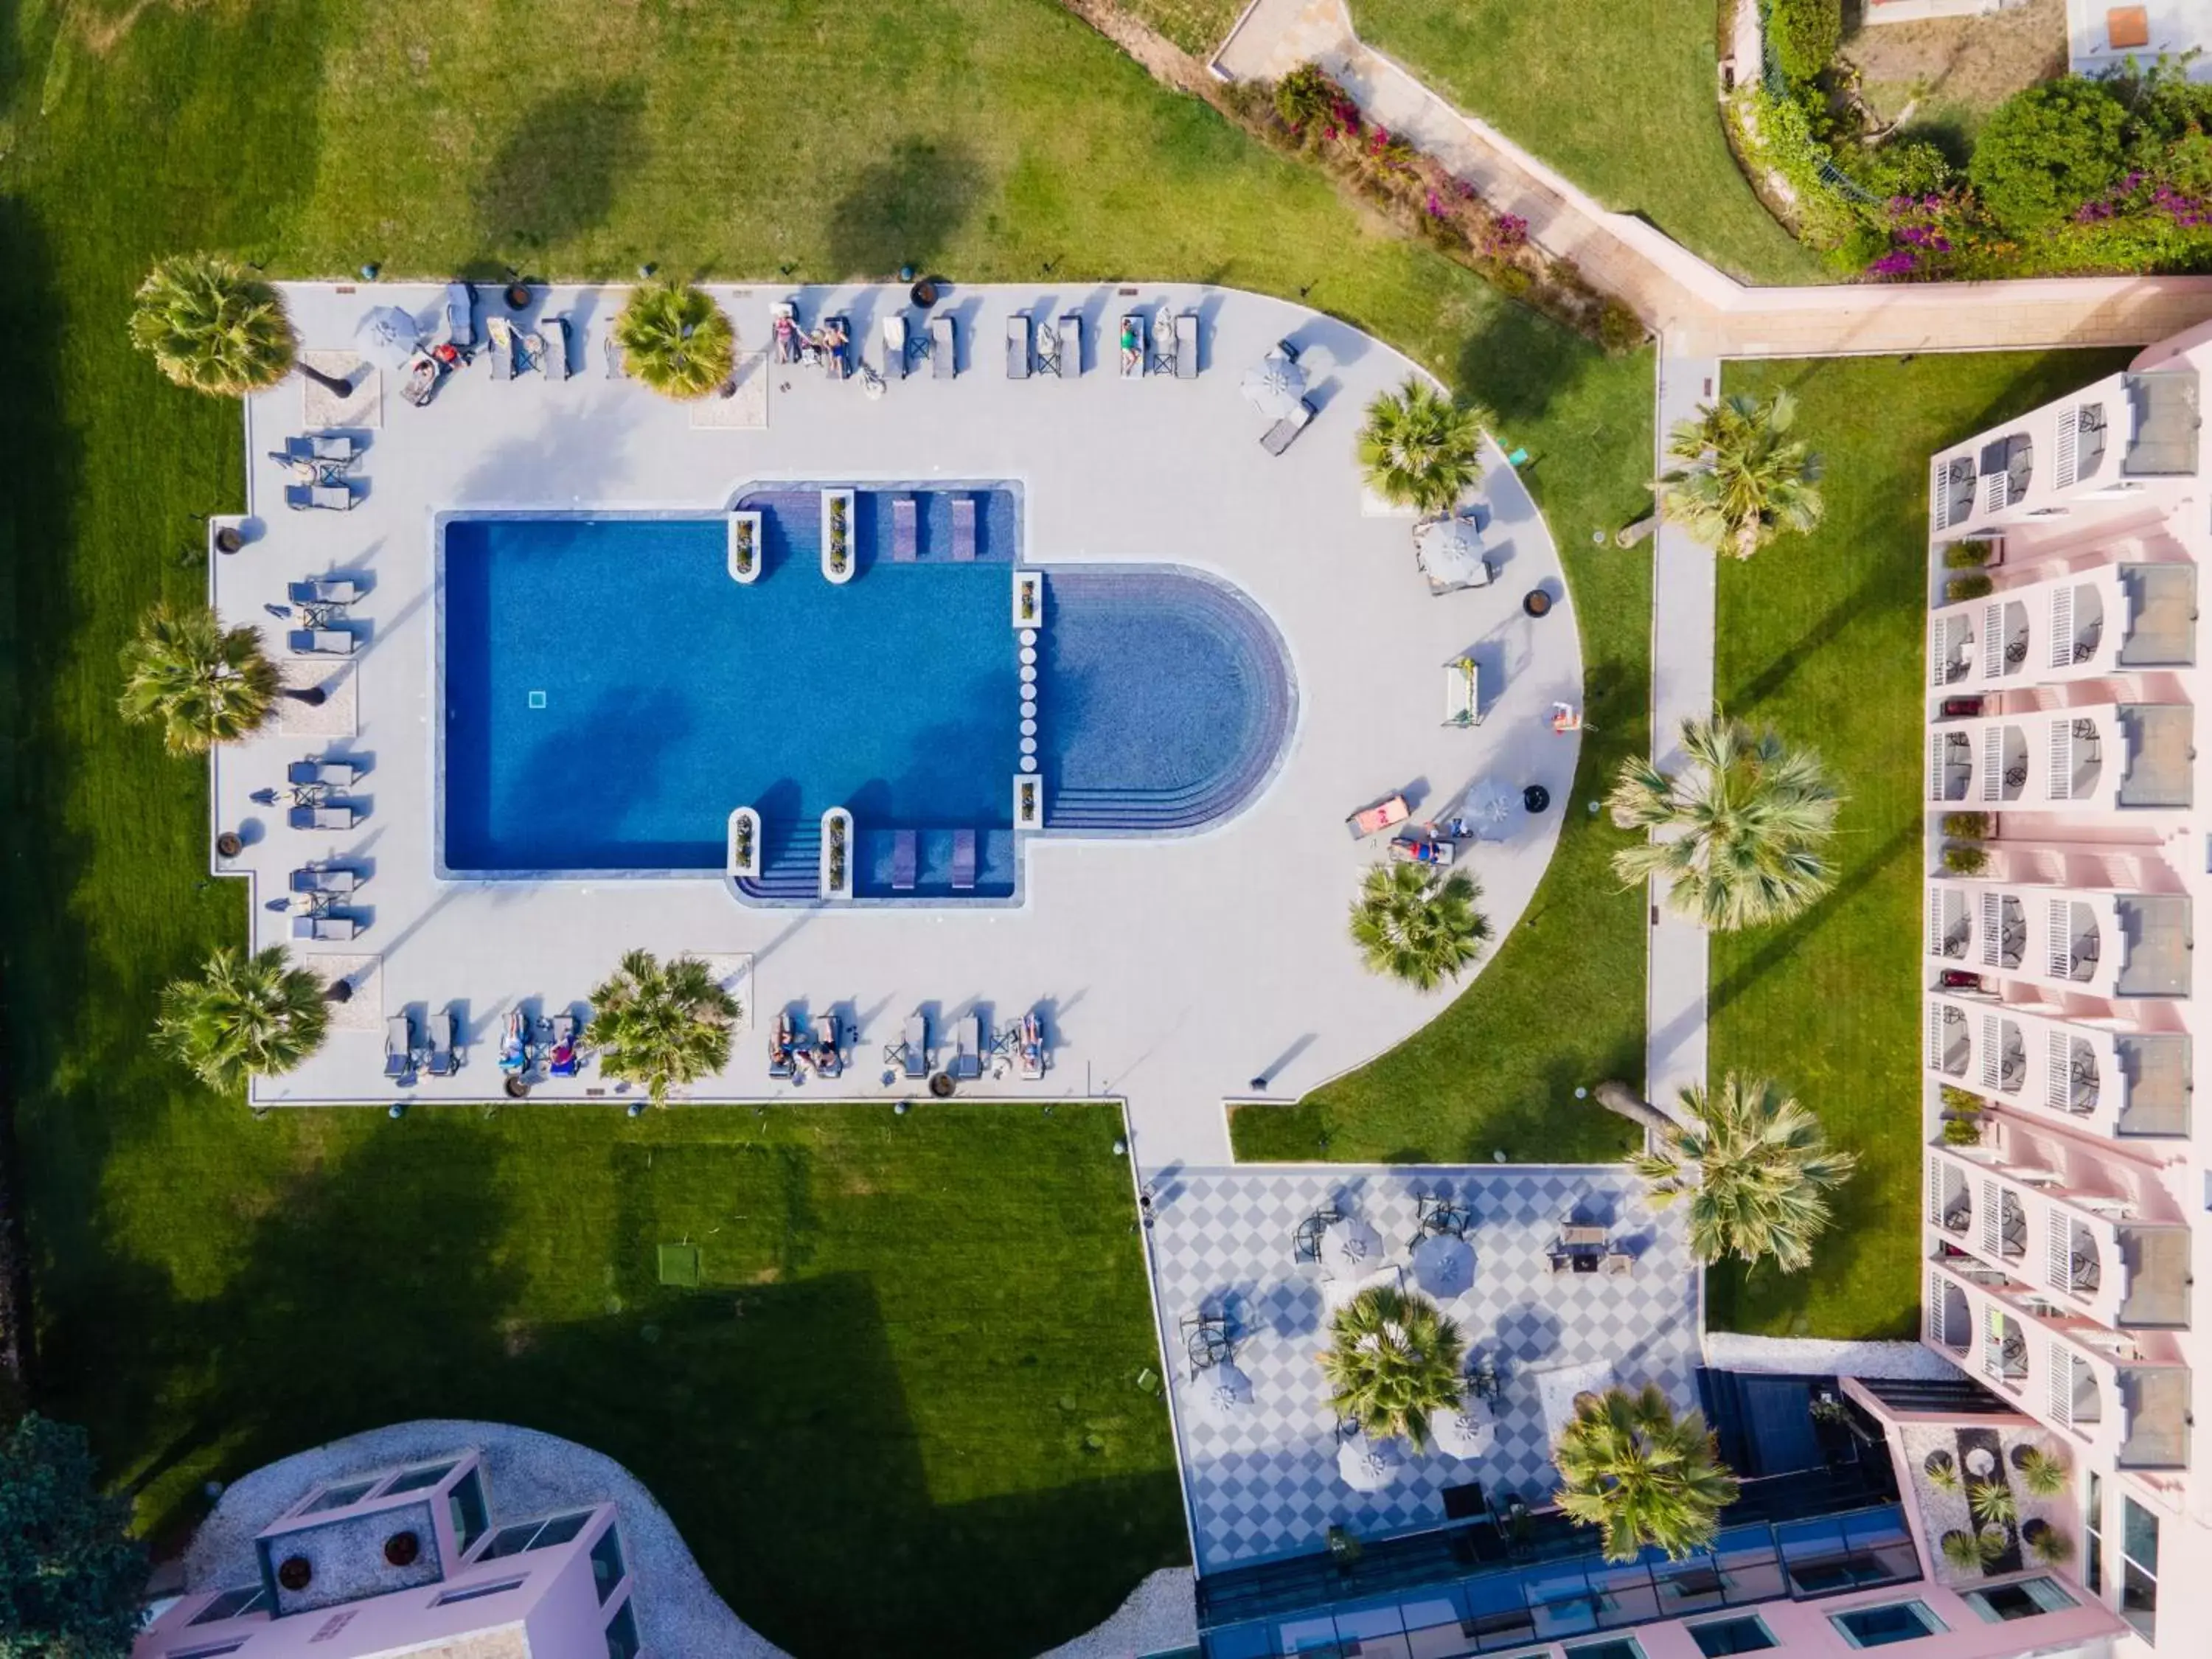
[[440, 492, 1295, 900]]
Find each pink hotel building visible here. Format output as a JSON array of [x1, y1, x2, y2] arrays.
[[129, 1450, 646, 1659]]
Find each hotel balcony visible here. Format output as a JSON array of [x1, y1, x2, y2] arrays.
[[1921, 879, 2191, 1001], [1924, 1253, 2191, 1472], [1926, 702, 2193, 812], [1927, 562, 2197, 694], [1930, 369, 2200, 539], [1922, 993, 2190, 1138], [1925, 1146, 2191, 1332]]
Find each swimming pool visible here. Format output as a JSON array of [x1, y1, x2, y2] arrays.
[[439, 489, 1294, 901]]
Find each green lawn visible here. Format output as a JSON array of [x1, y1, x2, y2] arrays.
[[1354, 0, 1824, 286], [0, 0, 1655, 1651], [1122, 0, 1250, 56], [1706, 349, 2133, 1340], [1231, 489, 1651, 1165]]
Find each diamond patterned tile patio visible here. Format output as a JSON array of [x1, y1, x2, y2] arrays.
[[1144, 1166, 1700, 1573]]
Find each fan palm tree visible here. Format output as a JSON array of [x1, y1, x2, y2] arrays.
[[1318, 1284, 1466, 1450], [127, 252, 296, 395], [118, 602, 278, 754], [613, 280, 736, 400], [156, 946, 330, 1093], [1631, 1073, 1859, 1273], [588, 949, 740, 1104], [1607, 712, 1840, 931], [1941, 1528, 2001, 1572], [1968, 1479, 2017, 1528], [2015, 1444, 2070, 1498], [1349, 862, 1492, 991], [1658, 389, 1823, 559], [1357, 377, 1492, 518], [1554, 1384, 1740, 1562]]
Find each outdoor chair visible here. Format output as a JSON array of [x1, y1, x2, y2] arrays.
[[291, 914, 357, 942], [813, 1014, 844, 1079], [288, 577, 362, 608], [951, 828, 977, 891], [1603, 1247, 1635, 1276], [540, 316, 571, 382], [288, 629, 355, 656], [1259, 397, 1316, 456], [385, 1014, 415, 1081], [931, 313, 956, 378], [428, 1009, 459, 1077], [549, 1012, 582, 1078], [289, 759, 361, 790], [276, 434, 359, 473], [285, 483, 358, 511], [1273, 338, 1301, 364], [1174, 310, 1198, 379], [486, 317, 517, 382], [1118, 313, 1144, 378], [1547, 1251, 1573, 1276], [289, 804, 358, 832], [952, 1012, 984, 1080], [891, 496, 919, 562], [890, 829, 918, 891], [902, 1010, 930, 1080], [881, 313, 908, 380], [1292, 1206, 1341, 1264], [950, 495, 976, 561], [442, 282, 475, 349], [821, 314, 853, 380], [289, 865, 360, 896], [1006, 313, 1032, 379], [1057, 313, 1081, 377]]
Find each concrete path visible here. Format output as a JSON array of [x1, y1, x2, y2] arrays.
[[1644, 355, 1720, 1115], [1210, 0, 2212, 358]]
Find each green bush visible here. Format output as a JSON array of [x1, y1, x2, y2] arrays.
[[1769, 0, 1842, 86], [1597, 301, 1647, 355], [1941, 812, 1989, 839], [1944, 541, 1995, 569], [1942, 842, 1988, 875], [1942, 1116, 1985, 1147], [1940, 1087, 1984, 1116], [1970, 79, 2131, 232], [1947, 573, 1994, 602]]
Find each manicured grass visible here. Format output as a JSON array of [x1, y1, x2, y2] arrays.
[[0, 0, 1655, 1651], [1231, 471, 1652, 1166], [1123, 0, 1249, 56], [1354, 0, 1826, 285], [1707, 349, 2133, 1340]]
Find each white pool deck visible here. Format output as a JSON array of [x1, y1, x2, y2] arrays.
[[219, 282, 1582, 1170]]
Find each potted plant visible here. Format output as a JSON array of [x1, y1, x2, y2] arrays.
[[734, 816, 754, 869], [1941, 812, 1989, 840], [1942, 842, 1989, 875], [2014, 1444, 2070, 1496], [1945, 540, 1996, 569], [1947, 572, 1995, 603], [1940, 1528, 1997, 1573], [1924, 1449, 1960, 1492], [828, 495, 849, 574], [733, 518, 756, 575], [2026, 1523, 2074, 1566]]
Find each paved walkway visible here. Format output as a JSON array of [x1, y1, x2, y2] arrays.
[[1645, 355, 1720, 1112], [1211, 0, 2212, 358]]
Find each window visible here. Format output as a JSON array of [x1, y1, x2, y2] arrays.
[[528, 1510, 591, 1550], [2085, 1472, 2104, 1596], [478, 1521, 544, 1561], [604, 1599, 641, 1659], [432, 1577, 525, 1607], [299, 1479, 375, 1515], [446, 1470, 488, 1557], [165, 1644, 247, 1659], [478, 1510, 594, 1561], [379, 1461, 456, 1496], [1830, 1601, 1947, 1649], [1688, 1615, 1776, 1656], [2122, 1497, 2159, 1643], [1962, 1576, 2079, 1622], [590, 1523, 627, 1604], [1562, 1641, 1642, 1659], [189, 1587, 268, 1625]]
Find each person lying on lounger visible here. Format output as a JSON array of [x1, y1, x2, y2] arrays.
[[1119, 318, 1143, 375]]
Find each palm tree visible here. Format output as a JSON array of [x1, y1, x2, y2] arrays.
[[156, 946, 329, 1093], [1630, 1073, 1859, 1274], [1357, 377, 1492, 518], [127, 252, 296, 395], [613, 280, 736, 400], [1941, 1528, 2001, 1572], [118, 602, 278, 754], [2015, 1444, 2070, 1498], [588, 949, 740, 1104], [1968, 1479, 2017, 1528], [1607, 712, 1840, 931], [1318, 1284, 1465, 1450], [1349, 862, 1492, 991], [1554, 1384, 1740, 1562], [1658, 389, 1823, 559]]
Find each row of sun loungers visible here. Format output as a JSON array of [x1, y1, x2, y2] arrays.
[[884, 828, 978, 892], [881, 1007, 1049, 1081], [388, 1008, 464, 1082], [769, 1009, 845, 1080], [887, 495, 978, 563], [484, 314, 574, 381]]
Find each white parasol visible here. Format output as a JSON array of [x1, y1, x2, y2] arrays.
[[1337, 1431, 1405, 1492], [1241, 353, 1308, 422], [1428, 1393, 1495, 1459], [1458, 778, 1520, 839], [1320, 1214, 1384, 1278], [354, 305, 422, 369], [1415, 514, 1491, 590], [1411, 1233, 1475, 1298], [1186, 1363, 1256, 1430]]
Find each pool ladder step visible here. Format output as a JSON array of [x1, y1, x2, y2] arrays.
[[735, 826, 822, 900]]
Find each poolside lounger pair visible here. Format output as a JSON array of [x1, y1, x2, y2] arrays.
[[485, 317, 517, 382], [891, 495, 919, 562], [292, 914, 357, 942], [1349, 794, 1410, 839], [931, 313, 956, 378], [539, 316, 571, 382], [288, 629, 355, 657], [1008, 313, 1032, 380], [284, 483, 358, 512], [386, 1013, 414, 1080], [289, 577, 362, 608], [1260, 397, 1317, 457], [290, 863, 361, 896], [290, 804, 358, 832]]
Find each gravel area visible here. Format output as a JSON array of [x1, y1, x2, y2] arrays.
[[1898, 1420, 2076, 1588], [1703, 1335, 1966, 1380], [179, 1419, 793, 1659], [1033, 1568, 1197, 1659]]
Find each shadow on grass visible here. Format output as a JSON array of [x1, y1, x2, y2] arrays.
[[471, 82, 649, 268], [826, 137, 985, 283], [1451, 300, 1593, 427]]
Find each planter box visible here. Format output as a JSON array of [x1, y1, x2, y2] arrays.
[[727, 806, 761, 880], [1014, 774, 1043, 830], [821, 490, 855, 585], [1012, 570, 1043, 627], [820, 807, 853, 900], [728, 510, 762, 584]]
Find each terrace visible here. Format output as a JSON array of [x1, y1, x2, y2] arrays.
[[215, 282, 1585, 1166]]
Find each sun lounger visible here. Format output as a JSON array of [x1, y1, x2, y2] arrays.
[[891, 829, 918, 891], [385, 1013, 414, 1080], [549, 1012, 581, 1078], [1275, 338, 1301, 364], [1261, 397, 1317, 457], [953, 1012, 984, 1080], [291, 914, 358, 942], [1007, 313, 1032, 379], [772, 301, 803, 365], [902, 1010, 929, 1079], [1175, 311, 1199, 380], [1391, 833, 1454, 868], [821, 315, 852, 380], [540, 316, 571, 382], [769, 1009, 799, 1080], [881, 313, 908, 381], [442, 282, 476, 349], [498, 1009, 531, 1077], [288, 629, 355, 656], [284, 484, 357, 511], [813, 1013, 844, 1078], [1119, 313, 1144, 378], [951, 828, 977, 891], [288, 578, 361, 607], [1058, 313, 1082, 378], [290, 804, 358, 831], [1349, 794, 1410, 839], [1019, 1009, 1047, 1080], [401, 352, 442, 406], [485, 316, 516, 382], [428, 1008, 459, 1077], [289, 865, 360, 895], [950, 495, 976, 562], [276, 434, 359, 470], [288, 759, 361, 789], [931, 313, 956, 378], [891, 495, 918, 562]]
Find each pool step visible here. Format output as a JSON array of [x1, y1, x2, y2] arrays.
[[735, 826, 822, 901]]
